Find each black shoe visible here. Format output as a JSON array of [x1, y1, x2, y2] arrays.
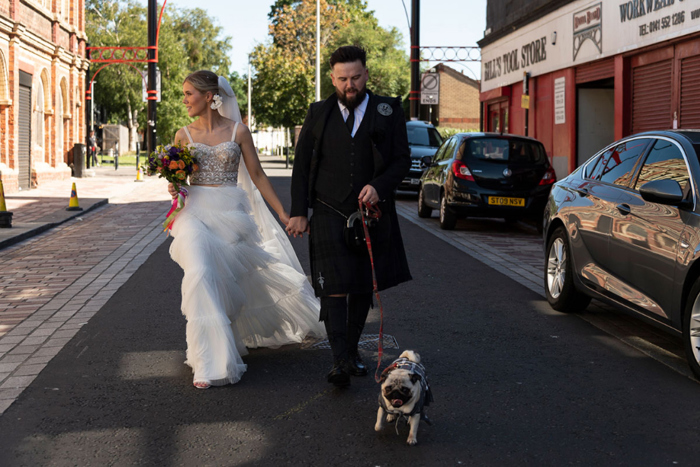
[[327, 361, 351, 387], [347, 353, 368, 376]]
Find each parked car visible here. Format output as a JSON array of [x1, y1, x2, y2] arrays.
[[543, 130, 700, 379], [417, 132, 556, 230], [400, 120, 443, 191]]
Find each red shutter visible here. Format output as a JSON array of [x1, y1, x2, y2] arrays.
[[576, 58, 615, 84], [632, 60, 673, 133], [680, 54, 700, 129]]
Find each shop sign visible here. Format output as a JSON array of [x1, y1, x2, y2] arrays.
[[573, 3, 602, 60], [554, 77, 566, 125], [481, 0, 700, 93], [483, 36, 548, 82]]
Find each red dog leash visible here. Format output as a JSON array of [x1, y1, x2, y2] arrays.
[[358, 200, 385, 382]]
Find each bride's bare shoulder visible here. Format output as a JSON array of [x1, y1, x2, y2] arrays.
[[173, 127, 189, 145]]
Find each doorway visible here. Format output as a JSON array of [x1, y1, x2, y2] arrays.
[[577, 78, 614, 167]]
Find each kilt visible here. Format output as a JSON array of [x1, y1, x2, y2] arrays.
[[309, 198, 412, 297]]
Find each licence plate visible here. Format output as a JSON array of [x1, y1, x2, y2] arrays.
[[488, 196, 525, 206], [410, 178, 420, 185]]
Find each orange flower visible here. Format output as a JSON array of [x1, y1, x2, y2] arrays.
[[178, 160, 185, 170], [169, 160, 179, 170], [176, 170, 186, 180], [156, 166, 162, 172], [192, 164, 199, 172]]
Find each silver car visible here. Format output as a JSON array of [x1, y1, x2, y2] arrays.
[[543, 130, 700, 379]]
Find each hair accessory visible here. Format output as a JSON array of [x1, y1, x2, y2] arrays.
[[210, 94, 223, 110]]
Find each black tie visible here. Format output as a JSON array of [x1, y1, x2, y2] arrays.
[[345, 109, 355, 135]]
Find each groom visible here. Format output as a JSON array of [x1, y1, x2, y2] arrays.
[[287, 46, 412, 387]]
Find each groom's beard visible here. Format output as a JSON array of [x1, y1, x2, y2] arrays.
[[337, 87, 367, 110]]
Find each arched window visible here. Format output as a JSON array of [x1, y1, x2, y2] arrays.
[[0, 49, 9, 105], [34, 78, 44, 149]]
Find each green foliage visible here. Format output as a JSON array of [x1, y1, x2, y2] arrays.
[[86, 0, 233, 143], [322, 22, 409, 99], [438, 127, 479, 139], [254, 0, 408, 128]]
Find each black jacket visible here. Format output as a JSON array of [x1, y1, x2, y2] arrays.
[[291, 91, 411, 217]]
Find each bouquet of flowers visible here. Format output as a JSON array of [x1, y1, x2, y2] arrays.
[[142, 144, 199, 232]]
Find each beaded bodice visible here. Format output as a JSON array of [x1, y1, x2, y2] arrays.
[[188, 141, 241, 186]]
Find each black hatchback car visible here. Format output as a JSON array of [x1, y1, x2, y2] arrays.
[[418, 133, 556, 229], [543, 130, 700, 380]]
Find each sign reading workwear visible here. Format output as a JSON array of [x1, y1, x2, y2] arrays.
[[480, 0, 700, 92]]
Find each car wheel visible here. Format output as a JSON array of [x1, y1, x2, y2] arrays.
[[545, 226, 591, 312], [683, 277, 700, 380], [417, 186, 432, 218], [439, 193, 457, 230]]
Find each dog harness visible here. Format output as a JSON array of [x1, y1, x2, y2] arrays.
[[379, 357, 434, 418]]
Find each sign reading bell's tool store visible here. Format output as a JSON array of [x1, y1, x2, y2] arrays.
[[481, 0, 700, 92]]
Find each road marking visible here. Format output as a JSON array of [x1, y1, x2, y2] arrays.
[[274, 389, 331, 420]]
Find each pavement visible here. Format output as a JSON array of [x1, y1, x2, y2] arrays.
[[0, 154, 690, 422]]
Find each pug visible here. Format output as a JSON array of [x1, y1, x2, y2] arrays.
[[375, 350, 433, 445]]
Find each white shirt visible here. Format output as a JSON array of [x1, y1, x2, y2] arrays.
[[338, 93, 369, 138]]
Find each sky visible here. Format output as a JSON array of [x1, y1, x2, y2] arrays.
[[161, 0, 486, 81]]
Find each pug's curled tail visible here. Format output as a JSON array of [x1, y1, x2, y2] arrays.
[[399, 350, 420, 363]]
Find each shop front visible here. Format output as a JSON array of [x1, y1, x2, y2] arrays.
[[479, 0, 700, 179]]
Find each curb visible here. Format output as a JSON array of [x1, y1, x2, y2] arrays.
[[0, 198, 109, 251]]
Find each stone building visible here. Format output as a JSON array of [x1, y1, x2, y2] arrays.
[[420, 63, 480, 130], [0, 0, 88, 193]]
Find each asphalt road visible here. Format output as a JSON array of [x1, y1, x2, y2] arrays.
[[2, 176, 700, 466]]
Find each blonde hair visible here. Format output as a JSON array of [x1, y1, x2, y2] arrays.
[[184, 70, 218, 94]]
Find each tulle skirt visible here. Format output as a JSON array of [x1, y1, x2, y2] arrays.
[[169, 184, 324, 386]]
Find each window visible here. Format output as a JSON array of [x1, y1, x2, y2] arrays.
[[466, 138, 547, 164], [34, 79, 44, 149], [407, 126, 443, 148], [634, 139, 690, 191], [597, 138, 652, 187], [433, 137, 454, 162]]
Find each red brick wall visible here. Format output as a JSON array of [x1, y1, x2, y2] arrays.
[[1, 0, 87, 193], [437, 66, 481, 130]]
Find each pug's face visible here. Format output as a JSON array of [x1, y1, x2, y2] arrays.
[[380, 369, 421, 410]]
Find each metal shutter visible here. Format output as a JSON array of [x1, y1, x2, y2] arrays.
[[680, 54, 700, 129], [632, 60, 673, 133], [576, 57, 615, 84], [18, 84, 31, 190]]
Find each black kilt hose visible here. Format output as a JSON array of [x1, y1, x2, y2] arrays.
[[309, 198, 411, 296]]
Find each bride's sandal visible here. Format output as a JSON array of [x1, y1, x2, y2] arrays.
[[193, 381, 211, 389]]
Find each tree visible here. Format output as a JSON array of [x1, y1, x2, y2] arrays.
[[252, 0, 409, 129], [86, 0, 234, 146], [322, 22, 410, 99]]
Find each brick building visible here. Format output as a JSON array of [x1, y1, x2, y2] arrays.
[[0, 0, 88, 193], [479, 0, 700, 180], [420, 64, 480, 130]]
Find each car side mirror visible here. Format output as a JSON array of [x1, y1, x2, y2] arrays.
[[420, 155, 433, 169], [639, 179, 685, 206]]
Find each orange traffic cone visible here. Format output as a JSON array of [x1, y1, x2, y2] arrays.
[[66, 182, 83, 211], [0, 180, 12, 228]]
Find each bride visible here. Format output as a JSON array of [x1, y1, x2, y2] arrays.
[[168, 70, 324, 389]]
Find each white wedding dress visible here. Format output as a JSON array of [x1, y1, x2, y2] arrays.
[[169, 123, 324, 386]]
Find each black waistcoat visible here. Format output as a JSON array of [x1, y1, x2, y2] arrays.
[[314, 105, 374, 208]]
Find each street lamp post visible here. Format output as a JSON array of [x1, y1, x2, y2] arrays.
[[147, 0, 157, 157], [316, 0, 321, 102], [410, 0, 420, 120]]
